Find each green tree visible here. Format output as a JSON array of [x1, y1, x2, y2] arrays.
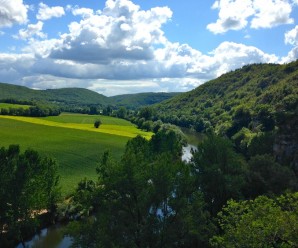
[[94, 119, 102, 128], [0, 145, 60, 245], [89, 106, 98, 115], [210, 193, 298, 248], [138, 106, 153, 120], [68, 134, 215, 247], [245, 154, 297, 198], [192, 135, 248, 215], [116, 106, 127, 119]]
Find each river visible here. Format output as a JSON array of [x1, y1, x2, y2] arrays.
[[16, 225, 72, 248]]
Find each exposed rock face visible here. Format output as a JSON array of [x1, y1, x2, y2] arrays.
[[273, 114, 298, 175]]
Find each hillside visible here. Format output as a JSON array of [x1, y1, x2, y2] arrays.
[[110, 92, 180, 109], [0, 83, 109, 106], [0, 83, 179, 109], [154, 60, 298, 134]]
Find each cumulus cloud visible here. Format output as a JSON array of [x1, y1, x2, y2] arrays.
[[210, 41, 278, 76], [208, 0, 294, 34], [282, 25, 298, 62], [251, 0, 293, 29], [68, 6, 95, 19], [0, 0, 28, 28], [207, 0, 254, 34], [285, 25, 298, 45], [46, 0, 172, 64], [36, 2, 65, 21], [0, 53, 34, 83], [16, 21, 46, 40]]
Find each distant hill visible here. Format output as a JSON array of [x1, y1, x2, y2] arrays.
[[0, 83, 109, 106], [110, 92, 180, 109], [154, 60, 298, 133], [0, 82, 179, 109]]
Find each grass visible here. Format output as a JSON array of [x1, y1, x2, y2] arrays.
[[0, 113, 153, 196], [0, 103, 31, 109]]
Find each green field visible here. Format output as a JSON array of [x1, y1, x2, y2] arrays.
[[0, 113, 152, 195], [0, 103, 31, 109]]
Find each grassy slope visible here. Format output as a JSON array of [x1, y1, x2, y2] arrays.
[[0, 113, 152, 195], [0, 103, 31, 109]]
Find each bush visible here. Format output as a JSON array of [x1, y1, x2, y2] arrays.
[[94, 119, 102, 128]]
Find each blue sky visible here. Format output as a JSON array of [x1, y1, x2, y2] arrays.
[[0, 0, 298, 96]]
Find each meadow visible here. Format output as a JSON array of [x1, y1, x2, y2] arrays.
[[0, 103, 31, 109], [0, 113, 152, 195]]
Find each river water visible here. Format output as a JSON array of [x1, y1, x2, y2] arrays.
[[17, 128, 202, 248], [16, 225, 72, 248]]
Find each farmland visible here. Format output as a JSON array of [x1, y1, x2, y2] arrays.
[[0, 113, 152, 195]]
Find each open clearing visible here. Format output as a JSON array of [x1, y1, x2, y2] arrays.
[[0, 113, 152, 195], [0, 103, 31, 109]]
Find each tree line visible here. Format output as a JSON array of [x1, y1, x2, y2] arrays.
[[0, 99, 61, 117]]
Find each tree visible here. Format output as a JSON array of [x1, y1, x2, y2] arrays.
[[0, 145, 60, 245], [94, 119, 102, 128], [89, 106, 98, 115], [116, 107, 127, 119], [138, 107, 153, 120], [245, 154, 297, 198], [210, 193, 298, 248], [192, 135, 248, 215], [68, 134, 216, 247]]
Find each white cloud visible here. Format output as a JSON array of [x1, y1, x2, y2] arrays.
[[0, 0, 28, 28], [16, 21, 46, 40], [207, 0, 254, 34], [71, 7, 94, 18], [210, 41, 279, 76], [285, 25, 298, 46], [282, 25, 298, 62], [251, 0, 293, 29], [282, 47, 298, 63], [0, 53, 34, 82], [36, 2, 65, 21], [46, 0, 172, 63], [208, 0, 294, 34]]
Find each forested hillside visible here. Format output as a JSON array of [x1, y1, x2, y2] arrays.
[[154, 60, 298, 135], [110, 92, 180, 109], [0, 83, 179, 110], [0, 83, 109, 106]]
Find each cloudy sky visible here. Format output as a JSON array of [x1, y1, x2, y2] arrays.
[[0, 0, 298, 96]]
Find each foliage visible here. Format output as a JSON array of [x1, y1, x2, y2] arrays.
[[192, 135, 248, 215], [153, 61, 298, 135], [210, 193, 298, 248], [0, 82, 180, 112], [68, 133, 216, 247], [0, 102, 61, 117], [110, 92, 180, 110], [245, 154, 297, 198], [0, 145, 60, 245], [94, 119, 102, 128]]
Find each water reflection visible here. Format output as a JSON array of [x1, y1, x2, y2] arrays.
[[16, 225, 72, 248], [182, 144, 197, 162]]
